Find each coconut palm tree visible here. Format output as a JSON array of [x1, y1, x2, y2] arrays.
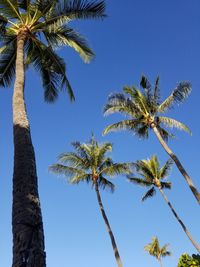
[[0, 1, 106, 266], [128, 155, 200, 253], [49, 136, 133, 267], [144, 236, 171, 267], [103, 75, 200, 204]]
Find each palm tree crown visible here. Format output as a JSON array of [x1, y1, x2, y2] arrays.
[[49, 135, 132, 189], [129, 155, 172, 201], [103, 75, 191, 140], [144, 236, 171, 267], [0, 0, 106, 101]]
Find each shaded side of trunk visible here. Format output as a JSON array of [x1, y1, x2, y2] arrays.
[[159, 187, 200, 253], [152, 126, 200, 205], [94, 182, 123, 267], [12, 30, 46, 267]]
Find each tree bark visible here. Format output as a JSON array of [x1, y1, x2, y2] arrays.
[[12, 30, 46, 267], [159, 187, 200, 253], [94, 182, 123, 267], [152, 126, 200, 205]]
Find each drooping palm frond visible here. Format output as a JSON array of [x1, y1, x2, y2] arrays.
[[159, 116, 192, 135], [49, 163, 86, 178], [158, 82, 191, 113], [26, 37, 74, 101], [156, 124, 171, 141], [159, 159, 173, 179], [142, 187, 156, 201], [44, 25, 94, 63], [135, 160, 155, 182], [98, 176, 115, 192], [160, 181, 171, 190], [58, 152, 90, 169], [0, 14, 8, 34], [128, 177, 153, 187], [160, 244, 172, 257], [0, 45, 16, 87]]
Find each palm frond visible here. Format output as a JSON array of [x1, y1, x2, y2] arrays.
[[159, 159, 173, 179], [34, 0, 106, 31], [103, 119, 143, 136], [140, 75, 152, 100], [141, 187, 156, 201], [98, 176, 115, 192], [153, 76, 160, 103], [128, 177, 153, 187], [100, 163, 132, 177], [159, 116, 192, 135], [160, 181, 171, 190], [0, 45, 16, 87], [158, 82, 191, 113], [26, 38, 74, 102], [0, 0, 22, 20], [44, 26, 94, 63], [49, 163, 87, 178], [0, 14, 8, 34], [69, 173, 91, 184], [155, 125, 171, 142], [104, 92, 140, 117], [58, 152, 90, 169]]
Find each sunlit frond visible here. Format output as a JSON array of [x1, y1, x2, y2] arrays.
[[159, 116, 192, 135], [100, 163, 132, 177], [159, 159, 173, 179], [158, 82, 191, 113]]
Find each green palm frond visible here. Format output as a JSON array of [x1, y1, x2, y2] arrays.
[[159, 116, 192, 135], [156, 125, 171, 141], [103, 119, 143, 136], [17, 0, 30, 10], [153, 76, 160, 103], [0, 45, 16, 87], [44, 26, 94, 63], [160, 181, 171, 189], [26, 38, 74, 102], [140, 75, 152, 100], [145, 237, 171, 261], [100, 163, 132, 177], [49, 163, 86, 178], [135, 160, 155, 181], [0, 0, 22, 20], [69, 173, 91, 184], [98, 176, 115, 192], [0, 14, 8, 33], [58, 152, 90, 169], [128, 177, 153, 187], [104, 92, 140, 117], [142, 187, 156, 201], [33, 0, 106, 32], [158, 82, 191, 113], [159, 159, 173, 179]]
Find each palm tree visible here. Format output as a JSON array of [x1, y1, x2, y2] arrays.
[[144, 236, 171, 267], [128, 155, 200, 253], [0, 1, 106, 266], [49, 136, 133, 267], [103, 75, 200, 204]]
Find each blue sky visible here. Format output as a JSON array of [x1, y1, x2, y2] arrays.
[[0, 0, 200, 266]]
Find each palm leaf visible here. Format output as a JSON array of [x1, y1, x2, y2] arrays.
[[159, 158, 173, 179], [98, 176, 115, 192], [158, 82, 191, 113], [44, 26, 94, 63], [0, 0, 22, 20], [160, 181, 171, 190], [49, 163, 86, 178], [0, 14, 8, 34], [128, 177, 153, 187], [100, 163, 132, 177], [0, 45, 16, 87], [159, 116, 192, 135], [141, 187, 156, 201]]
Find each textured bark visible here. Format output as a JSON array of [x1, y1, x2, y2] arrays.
[[152, 126, 200, 205], [95, 182, 123, 267], [159, 188, 200, 253], [12, 31, 46, 267]]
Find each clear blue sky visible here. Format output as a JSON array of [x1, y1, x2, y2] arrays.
[[0, 0, 200, 266]]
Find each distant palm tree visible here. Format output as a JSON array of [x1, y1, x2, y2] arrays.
[[0, 1, 106, 266], [50, 136, 132, 267], [128, 155, 200, 253], [144, 236, 171, 267], [103, 75, 200, 204]]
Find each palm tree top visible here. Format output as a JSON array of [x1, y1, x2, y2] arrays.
[[49, 135, 133, 192], [129, 155, 173, 201], [144, 236, 172, 260], [103, 75, 192, 140], [0, 0, 106, 101]]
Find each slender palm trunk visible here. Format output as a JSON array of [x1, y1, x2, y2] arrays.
[[158, 258, 163, 267], [94, 182, 123, 267], [12, 30, 46, 267], [159, 187, 200, 253], [152, 126, 200, 205]]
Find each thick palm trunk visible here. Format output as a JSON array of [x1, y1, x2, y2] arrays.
[[12, 30, 46, 267], [159, 187, 200, 253], [152, 126, 200, 204], [94, 182, 123, 267]]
